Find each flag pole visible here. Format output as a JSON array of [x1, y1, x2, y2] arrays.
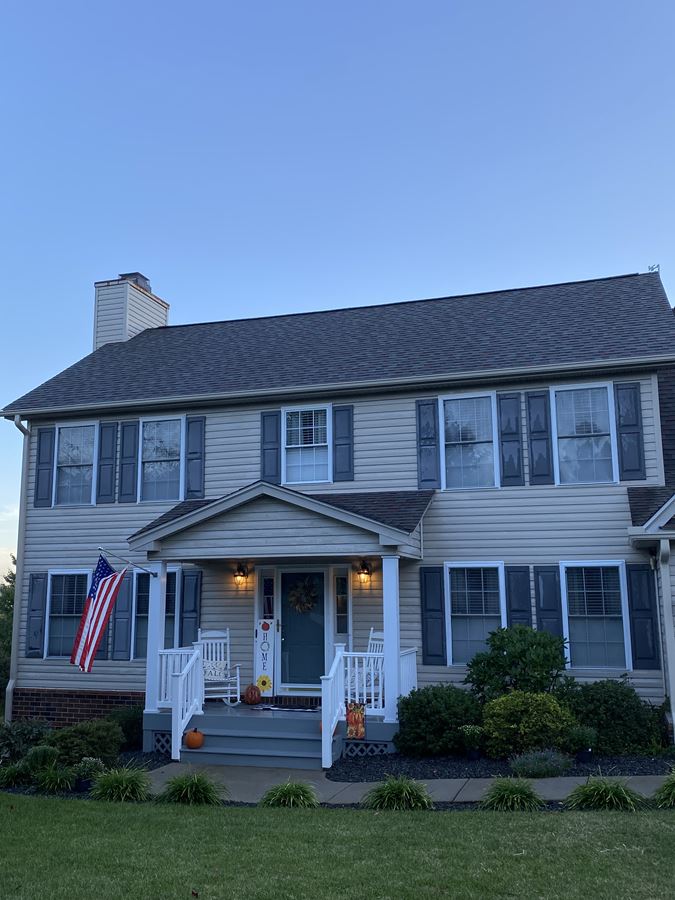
[[97, 547, 158, 577]]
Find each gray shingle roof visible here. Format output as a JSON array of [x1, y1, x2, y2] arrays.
[[4, 273, 675, 416], [128, 487, 435, 541]]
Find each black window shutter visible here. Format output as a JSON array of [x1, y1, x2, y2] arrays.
[[416, 399, 441, 489], [626, 563, 660, 669], [185, 416, 206, 499], [118, 421, 139, 503], [333, 405, 354, 482], [420, 566, 446, 665], [96, 423, 118, 504], [506, 566, 532, 626], [111, 575, 133, 660], [498, 394, 524, 486], [34, 428, 55, 508], [26, 573, 48, 657], [260, 411, 281, 483], [614, 383, 646, 481], [180, 569, 202, 646], [534, 565, 563, 637], [526, 392, 554, 485]]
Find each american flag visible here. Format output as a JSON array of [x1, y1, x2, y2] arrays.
[[70, 555, 127, 673]]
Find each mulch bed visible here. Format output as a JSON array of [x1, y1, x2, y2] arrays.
[[327, 752, 675, 782], [119, 751, 170, 771]]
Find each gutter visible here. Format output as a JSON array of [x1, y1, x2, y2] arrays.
[[5, 353, 675, 420], [5, 417, 30, 721]]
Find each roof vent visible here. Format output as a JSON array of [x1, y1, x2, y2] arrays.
[[119, 272, 152, 293]]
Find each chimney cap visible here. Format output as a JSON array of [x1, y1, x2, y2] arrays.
[[119, 272, 152, 293]]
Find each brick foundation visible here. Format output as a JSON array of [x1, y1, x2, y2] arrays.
[[12, 688, 145, 728]]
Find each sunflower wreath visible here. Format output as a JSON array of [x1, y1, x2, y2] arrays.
[[288, 576, 319, 613]]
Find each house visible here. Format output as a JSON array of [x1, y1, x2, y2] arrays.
[[3, 270, 675, 768]]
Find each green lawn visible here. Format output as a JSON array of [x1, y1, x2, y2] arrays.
[[1, 794, 674, 899]]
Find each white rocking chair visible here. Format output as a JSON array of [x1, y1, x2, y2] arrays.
[[196, 628, 241, 705], [346, 628, 384, 707]]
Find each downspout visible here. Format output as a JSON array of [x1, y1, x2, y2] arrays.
[[4, 416, 30, 722], [658, 538, 675, 742]]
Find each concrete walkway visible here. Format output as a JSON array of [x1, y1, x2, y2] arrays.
[[148, 763, 668, 805]]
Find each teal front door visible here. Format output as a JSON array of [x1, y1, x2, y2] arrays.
[[280, 572, 325, 686]]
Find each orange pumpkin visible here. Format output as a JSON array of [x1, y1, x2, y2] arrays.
[[185, 728, 205, 749], [243, 683, 262, 705]]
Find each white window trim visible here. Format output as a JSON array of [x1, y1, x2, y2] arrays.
[[281, 403, 333, 485], [52, 421, 100, 507], [330, 566, 353, 650], [559, 559, 632, 671], [44, 568, 93, 658], [549, 382, 619, 486], [130, 565, 182, 660], [443, 560, 507, 666], [137, 414, 187, 503], [438, 392, 501, 491]]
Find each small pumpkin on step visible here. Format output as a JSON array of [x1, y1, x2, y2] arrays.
[[185, 728, 205, 750], [243, 683, 262, 705]]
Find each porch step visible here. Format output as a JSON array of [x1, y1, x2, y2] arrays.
[[181, 746, 325, 770]]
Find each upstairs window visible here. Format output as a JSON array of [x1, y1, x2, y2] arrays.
[[442, 395, 498, 489], [283, 406, 331, 483], [552, 386, 617, 484], [446, 563, 506, 663], [140, 419, 182, 501], [563, 563, 628, 668], [47, 572, 89, 656], [55, 425, 95, 505]]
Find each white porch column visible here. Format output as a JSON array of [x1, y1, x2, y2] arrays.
[[382, 555, 401, 723], [144, 560, 167, 714], [659, 540, 675, 741]]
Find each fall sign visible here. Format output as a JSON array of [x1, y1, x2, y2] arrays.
[[254, 619, 275, 695]]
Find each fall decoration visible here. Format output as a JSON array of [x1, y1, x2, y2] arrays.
[[243, 683, 262, 705], [256, 674, 273, 693], [287, 576, 319, 614], [184, 728, 205, 750]]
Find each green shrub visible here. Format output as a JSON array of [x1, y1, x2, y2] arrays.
[[465, 626, 566, 703], [509, 749, 572, 778], [483, 691, 574, 758], [36, 765, 75, 794], [394, 685, 481, 756], [48, 719, 124, 767], [158, 772, 223, 806], [459, 724, 484, 752], [559, 724, 598, 755], [0, 719, 51, 763], [361, 775, 434, 811], [0, 762, 32, 787], [479, 778, 544, 811], [73, 757, 106, 780], [652, 771, 675, 809], [23, 744, 60, 774], [259, 781, 319, 809], [558, 680, 661, 755], [564, 776, 644, 811], [90, 766, 151, 803], [106, 706, 143, 752]]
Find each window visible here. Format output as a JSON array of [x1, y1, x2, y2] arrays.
[[552, 385, 616, 484], [140, 419, 182, 501], [55, 425, 95, 505], [446, 563, 506, 664], [47, 572, 89, 656], [335, 574, 349, 636], [562, 563, 629, 669], [133, 571, 178, 658], [441, 395, 498, 489], [262, 576, 275, 620], [283, 407, 331, 483]]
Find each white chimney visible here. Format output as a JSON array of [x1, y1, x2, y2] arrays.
[[93, 272, 169, 350]]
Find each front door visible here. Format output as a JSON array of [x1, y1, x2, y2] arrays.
[[279, 571, 325, 688]]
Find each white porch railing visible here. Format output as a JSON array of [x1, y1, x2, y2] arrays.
[[158, 648, 197, 708], [320, 644, 346, 768], [399, 647, 418, 697], [344, 651, 385, 713], [169, 644, 204, 760]]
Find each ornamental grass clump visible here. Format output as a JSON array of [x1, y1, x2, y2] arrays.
[[0, 762, 32, 788], [564, 776, 644, 811], [158, 771, 223, 806], [361, 775, 434, 811], [36, 765, 75, 794], [259, 781, 319, 809], [479, 778, 544, 812], [509, 750, 572, 779], [652, 771, 675, 809], [90, 766, 151, 803]]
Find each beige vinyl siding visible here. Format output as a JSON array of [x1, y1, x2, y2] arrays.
[[200, 563, 255, 686], [126, 284, 169, 338], [93, 282, 127, 349]]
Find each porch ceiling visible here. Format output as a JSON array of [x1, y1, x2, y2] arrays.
[[127, 481, 433, 560]]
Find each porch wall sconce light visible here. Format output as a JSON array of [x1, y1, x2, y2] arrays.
[[233, 563, 249, 587], [356, 560, 372, 585]]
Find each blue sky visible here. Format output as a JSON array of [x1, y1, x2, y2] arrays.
[[1, 1, 674, 574]]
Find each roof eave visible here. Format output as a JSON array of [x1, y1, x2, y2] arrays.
[[6, 353, 675, 420]]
